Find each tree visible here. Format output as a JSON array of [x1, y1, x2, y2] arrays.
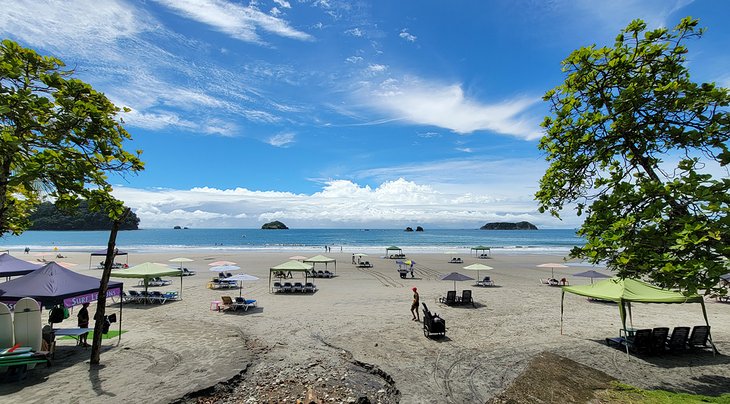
[[536, 17, 729, 295], [0, 39, 143, 235]]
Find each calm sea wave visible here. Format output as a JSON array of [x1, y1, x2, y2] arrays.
[[0, 228, 582, 255]]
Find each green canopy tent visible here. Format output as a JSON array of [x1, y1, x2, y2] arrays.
[[304, 255, 337, 275], [268, 260, 313, 293], [561, 278, 717, 354], [471, 246, 491, 257], [111, 262, 184, 299], [386, 246, 403, 259]]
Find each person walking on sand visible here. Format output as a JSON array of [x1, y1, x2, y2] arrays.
[[410, 287, 420, 322], [352, 254, 355, 264]]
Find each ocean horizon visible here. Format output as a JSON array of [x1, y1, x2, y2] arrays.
[[0, 228, 582, 255]]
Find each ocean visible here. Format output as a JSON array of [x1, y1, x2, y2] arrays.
[[0, 228, 582, 255]]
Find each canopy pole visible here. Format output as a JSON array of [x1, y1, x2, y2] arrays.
[[179, 272, 183, 300], [627, 302, 633, 329], [699, 300, 719, 355], [618, 299, 629, 357], [268, 270, 272, 293], [560, 290, 564, 335], [117, 293, 123, 345]]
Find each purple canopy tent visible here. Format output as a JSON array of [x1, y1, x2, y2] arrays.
[[0, 253, 41, 279], [89, 248, 129, 269], [0, 262, 124, 340]]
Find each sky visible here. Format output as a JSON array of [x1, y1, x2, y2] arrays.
[[1, 0, 728, 229]]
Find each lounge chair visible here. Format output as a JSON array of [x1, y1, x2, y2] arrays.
[[323, 270, 334, 278], [182, 268, 196, 276], [460, 290, 475, 307], [651, 327, 669, 354], [422, 303, 446, 338], [292, 282, 304, 292], [666, 326, 690, 352], [221, 296, 235, 311], [273, 281, 283, 293], [439, 290, 457, 306], [218, 272, 226, 279], [282, 282, 293, 293], [539, 278, 551, 285], [317, 270, 326, 278], [606, 328, 653, 355], [163, 291, 179, 301], [234, 297, 257, 311], [128, 290, 143, 303], [476, 276, 495, 287], [687, 325, 712, 351], [225, 272, 233, 278], [148, 291, 167, 304], [304, 282, 317, 293]]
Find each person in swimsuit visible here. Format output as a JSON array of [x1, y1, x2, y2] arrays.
[[410, 287, 420, 322]]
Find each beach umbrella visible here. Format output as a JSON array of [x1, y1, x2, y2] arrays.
[[537, 262, 568, 278], [463, 263, 493, 281], [209, 265, 240, 273], [226, 273, 259, 297], [440, 272, 474, 292], [402, 259, 415, 266], [169, 257, 193, 270], [288, 255, 307, 261], [209, 260, 237, 266], [573, 270, 612, 284]]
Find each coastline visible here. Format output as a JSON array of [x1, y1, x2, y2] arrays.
[[1, 249, 727, 402]]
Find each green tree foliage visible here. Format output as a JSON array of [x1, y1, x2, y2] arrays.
[[0, 39, 143, 236], [28, 201, 139, 230], [537, 18, 729, 294]]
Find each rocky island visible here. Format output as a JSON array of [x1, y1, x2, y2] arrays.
[[262, 220, 289, 230], [480, 221, 538, 230]]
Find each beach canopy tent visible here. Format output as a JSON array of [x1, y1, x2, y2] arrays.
[[304, 255, 337, 274], [560, 278, 717, 353], [0, 253, 41, 279], [385, 246, 403, 258], [471, 246, 491, 256], [268, 260, 313, 292], [0, 261, 124, 339], [111, 262, 184, 298], [89, 248, 129, 269]]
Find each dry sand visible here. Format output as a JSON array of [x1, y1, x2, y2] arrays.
[[1, 250, 728, 403]]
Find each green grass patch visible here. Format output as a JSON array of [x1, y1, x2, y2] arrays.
[[596, 382, 730, 403], [59, 330, 127, 340]]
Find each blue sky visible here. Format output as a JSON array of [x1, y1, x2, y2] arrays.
[[1, 0, 728, 229]]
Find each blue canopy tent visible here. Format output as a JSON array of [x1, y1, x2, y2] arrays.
[[0, 262, 124, 341], [0, 253, 41, 280]]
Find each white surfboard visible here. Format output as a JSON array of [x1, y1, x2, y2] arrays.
[[13, 298, 42, 352], [0, 302, 13, 349]]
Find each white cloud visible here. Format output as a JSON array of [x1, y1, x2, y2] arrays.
[[346, 56, 364, 64], [359, 77, 541, 139], [267, 132, 296, 147], [345, 27, 364, 37], [273, 0, 291, 8], [270, 7, 282, 17], [154, 0, 313, 43], [368, 64, 387, 73], [112, 168, 574, 229], [456, 147, 473, 153], [399, 29, 416, 42]]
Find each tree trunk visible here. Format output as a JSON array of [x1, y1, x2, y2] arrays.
[[90, 208, 129, 365]]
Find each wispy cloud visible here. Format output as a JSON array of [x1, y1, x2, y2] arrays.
[[154, 0, 313, 43], [399, 29, 417, 42], [268, 132, 296, 147], [358, 77, 541, 139], [368, 64, 387, 73], [345, 27, 364, 37], [273, 0, 291, 9]]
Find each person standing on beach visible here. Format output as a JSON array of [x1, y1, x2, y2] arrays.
[[77, 302, 90, 347], [410, 287, 420, 322], [352, 254, 355, 264]]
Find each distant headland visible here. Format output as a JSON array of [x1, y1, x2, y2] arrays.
[[480, 221, 538, 230], [262, 221, 289, 230]]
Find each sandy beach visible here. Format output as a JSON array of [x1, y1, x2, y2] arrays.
[[1, 250, 728, 403]]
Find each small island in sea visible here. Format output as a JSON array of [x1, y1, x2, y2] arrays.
[[480, 221, 538, 230], [262, 220, 289, 229]]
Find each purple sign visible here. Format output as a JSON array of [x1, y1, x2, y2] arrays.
[[63, 288, 121, 308]]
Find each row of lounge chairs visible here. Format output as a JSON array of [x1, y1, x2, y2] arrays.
[[606, 325, 714, 355], [209, 278, 238, 289], [355, 261, 373, 268], [96, 262, 128, 269], [220, 296, 257, 311], [272, 281, 317, 293], [439, 290, 475, 307], [123, 290, 179, 304], [308, 270, 334, 278], [448, 258, 463, 264], [138, 277, 172, 287], [539, 278, 569, 286], [181, 268, 196, 276]]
